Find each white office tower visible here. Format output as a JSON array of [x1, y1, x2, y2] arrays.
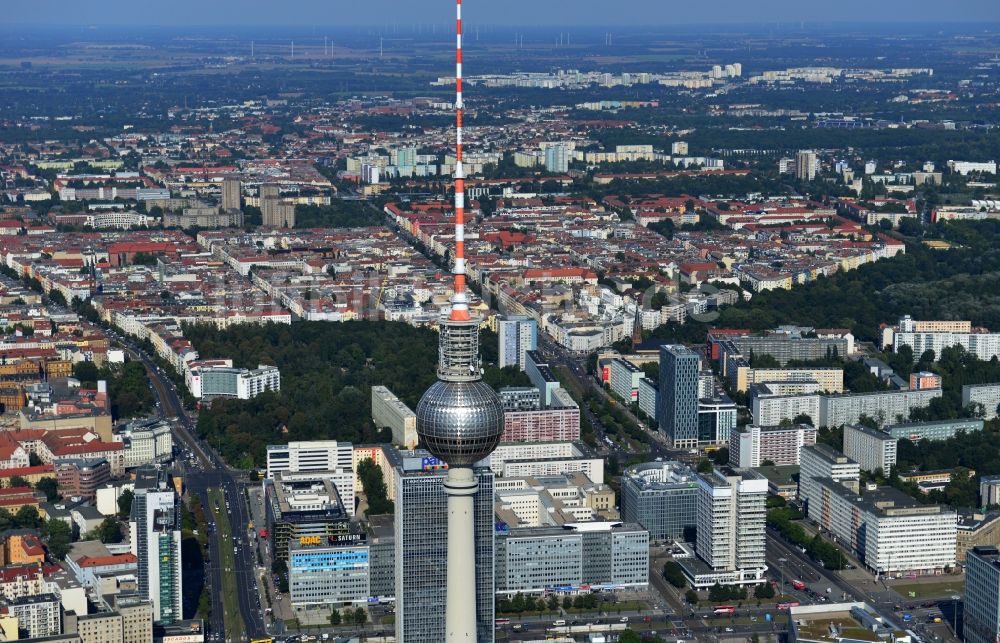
[[130, 467, 182, 624], [413, 1, 505, 638], [694, 467, 768, 586], [497, 315, 538, 370], [265, 440, 355, 515], [966, 545, 1000, 643]]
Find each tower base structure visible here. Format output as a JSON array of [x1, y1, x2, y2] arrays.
[[444, 465, 479, 642]]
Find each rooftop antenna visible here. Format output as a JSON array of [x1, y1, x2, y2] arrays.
[[380, 37, 384, 57], [452, 0, 468, 322], [324, 36, 328, 57], [251, 40, 254, 58], [291, 40, 294, 60]]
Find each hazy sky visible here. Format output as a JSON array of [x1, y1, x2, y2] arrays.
[[7, 0, 1000, 27]]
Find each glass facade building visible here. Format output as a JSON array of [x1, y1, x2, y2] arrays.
[[288, 537, 371, 606], [394, 464, 494, 643], [620, 461, 699, 542], [659, 345, 700, 448]]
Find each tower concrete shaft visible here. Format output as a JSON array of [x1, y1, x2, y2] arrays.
[[444, 466, 479, 641]]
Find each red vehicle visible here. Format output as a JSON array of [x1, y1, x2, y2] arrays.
[[258, 528, 269, 538], [714, 606, 736, 615], [777, 602, 801, 610], [791, 580, 806, 590]]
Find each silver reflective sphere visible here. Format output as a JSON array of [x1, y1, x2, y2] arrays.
[[416, 380, 504, 466]]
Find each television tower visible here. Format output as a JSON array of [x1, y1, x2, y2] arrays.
[[415, 0, 504, 640]]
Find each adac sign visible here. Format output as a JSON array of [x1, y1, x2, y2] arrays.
[[299, 536, 322, 546]]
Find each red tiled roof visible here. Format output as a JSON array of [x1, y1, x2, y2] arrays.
[[77, 553, 137, 568]]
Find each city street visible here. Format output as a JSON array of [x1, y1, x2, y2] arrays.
[[125, 334, 269, 641]]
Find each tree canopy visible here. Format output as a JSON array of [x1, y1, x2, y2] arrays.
[[188, 321, 441, 467]]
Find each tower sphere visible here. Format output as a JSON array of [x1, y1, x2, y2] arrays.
[[416, 379, 504, 467]]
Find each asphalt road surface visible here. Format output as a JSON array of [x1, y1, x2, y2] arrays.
[[121, 332, 268, 641]]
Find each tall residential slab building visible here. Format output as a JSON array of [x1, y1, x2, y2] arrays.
[[221, 176, 241, 211], [966, 545, 1000, 643], [394, 461, 495, 643], [659, 345, 700, 448], [129, 467, 182, 624], [687, 467, 768, 587], [497, 315, 538, 370]]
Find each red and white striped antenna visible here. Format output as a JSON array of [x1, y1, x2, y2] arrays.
[[449, 0, 470, 322]]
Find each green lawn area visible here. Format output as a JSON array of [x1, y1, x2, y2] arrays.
[[207, 488, 246, 643], [891, 579, 963, 600]]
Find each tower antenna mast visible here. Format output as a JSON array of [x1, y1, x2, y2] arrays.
[[415, 1, 505, 640]]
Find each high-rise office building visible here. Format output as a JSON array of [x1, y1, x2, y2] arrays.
[[221, 176, 241, 211], [691, 467, 767, 587], [966, 545, 1000, 643], [129, 467, 182, 624], [620, 461, 699, 542], [265, 440, 355, 515], [497, 315, 537, 370], [394, 459, 495, 643], [659, 345, 700, 449], [795, 150, 818, 181]]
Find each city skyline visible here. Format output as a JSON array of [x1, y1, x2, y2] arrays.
[[0, 3, 997, 641], [5, 0, 1000, 27]]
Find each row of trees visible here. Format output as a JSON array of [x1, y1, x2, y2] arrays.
[[293, 202, 382, 229], [73, 360, 155, 420], [496, 592, 602, 614], [767, 507, 845, 570], [644, 220, 1000, 346], [357, 458, 393, 515], [329, 607, 367, 626]]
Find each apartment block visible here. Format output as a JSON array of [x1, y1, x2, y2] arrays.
[[884, 418, 984, 442], [637, 377, 658, 422], [808, 479, 956, 575], [500, 405, 579, 443], [683, 467, 767, 588], [820, 388, 942, 428], [729, 424, 817, 468], [842, 424, 897, 474], [798, 444, 860, 505], [752, 390, 821, 427], [891, 315, 1000, 362], [963, 383, 1000, 420], [733, 366, 844, 394], [371, 385, 418, 449], [609, 358, 644, 402], [497, 315, 537, 370]]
